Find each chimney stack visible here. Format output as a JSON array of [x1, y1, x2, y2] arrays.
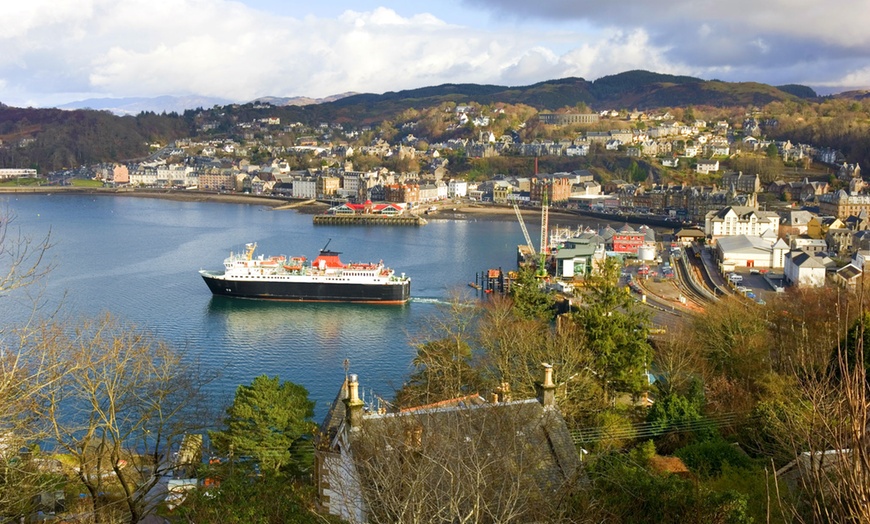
[[497, 382, 511, 403], [344, 374, 364, 430], [535, 363, 556, 408]]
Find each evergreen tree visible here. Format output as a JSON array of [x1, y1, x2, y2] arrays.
[[570, 257, 652, 400], [210, 376, 316, 476], [508, 265, 557, 321]]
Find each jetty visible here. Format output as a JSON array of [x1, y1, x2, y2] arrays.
[[313, 214, 427, 226]]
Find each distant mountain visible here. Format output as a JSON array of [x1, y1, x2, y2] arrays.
[[253, 92, 358, 106], [830, 90, 870, 101], [318, 71, 816, 122], [57, 95, 233, 115]]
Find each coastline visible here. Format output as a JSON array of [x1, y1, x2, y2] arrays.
[[0, 186, 614, 227]]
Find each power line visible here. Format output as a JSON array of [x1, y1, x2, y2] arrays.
[[570, 410, 753, 444]]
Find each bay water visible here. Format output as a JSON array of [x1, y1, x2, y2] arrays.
[[1, 194, 540, 418]]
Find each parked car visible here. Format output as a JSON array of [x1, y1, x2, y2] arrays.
[[728, 273, 743, 283], [749, 269, 760, 274]]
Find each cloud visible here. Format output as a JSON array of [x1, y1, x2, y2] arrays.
[[464, 0, 870, 88], [0, 0, 868, 107], [0, 2, 613, 105]]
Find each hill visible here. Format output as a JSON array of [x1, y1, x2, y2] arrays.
[[0, 70, 819, 171], [57, 95, 233, 116], [0, 104, 192, 170]]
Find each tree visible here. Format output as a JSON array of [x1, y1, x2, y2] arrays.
[[32, 314, 212, 524], [174, 462, 334, 524], [569, 257, 652, 401], [508, 266, 556, 321], [210, 375, 315, 477], [581, 448, 752, 524], [0, 212, 63, 519], [761, 309, 870, 523], [0, 208, 52, 296], [688, 295, 771, 414], [397, 297, 484, 407], [476, 296, 596, 425]]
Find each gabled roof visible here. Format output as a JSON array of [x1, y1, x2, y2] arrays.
[[772, 238, 790, 250], [788, 250, 827, 268], [675, 227, 705, 238]]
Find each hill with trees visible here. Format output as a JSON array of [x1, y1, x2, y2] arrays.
[[0, 70, 834, 172]]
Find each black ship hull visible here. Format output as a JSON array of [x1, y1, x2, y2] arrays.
[[200, 273, 410, 304]]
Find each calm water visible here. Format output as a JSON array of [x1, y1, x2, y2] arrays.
[[0, 194, 535, 417]]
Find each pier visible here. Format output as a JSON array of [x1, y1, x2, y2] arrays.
[[313, 214, 427, 226], [469, 268, 512, 294]]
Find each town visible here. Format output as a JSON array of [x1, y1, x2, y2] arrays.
[[2, 94, 870, 523], [7, 101, 867, 299]]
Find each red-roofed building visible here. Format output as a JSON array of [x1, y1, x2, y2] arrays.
[[329, 201, 405, 216], [612, 224, 646, 254]]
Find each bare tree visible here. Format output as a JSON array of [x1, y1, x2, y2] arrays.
[[0, 208, 53, 297], [477, 297, 597, 423], [0, 209, 61, 519], [767, 311, 870, 522], [32, 314, 214, 524], [397, 295, 485, 407]]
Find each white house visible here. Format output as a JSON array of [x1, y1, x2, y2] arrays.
[[292, 177, 317, 199], [566, 144, 589, 157], [696, 159, 720, 174], [705, 206, 781, 242], [448, 179, 468, 198], [784, 250, 827, 287]]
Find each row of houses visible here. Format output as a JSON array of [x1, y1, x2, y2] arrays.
[[702, 204, 870, 289]]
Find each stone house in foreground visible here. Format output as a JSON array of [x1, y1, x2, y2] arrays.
[[315, 366, 582, 523]]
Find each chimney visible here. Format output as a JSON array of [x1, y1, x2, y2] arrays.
[[498, 382, 511, 403], [535, 363, 556, 408], [344, 374, 364, 430]]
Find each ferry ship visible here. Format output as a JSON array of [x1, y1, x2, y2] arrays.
[[199, 242, 411, 304]]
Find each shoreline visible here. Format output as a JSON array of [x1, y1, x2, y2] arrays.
[[0, 186, 637, 228]]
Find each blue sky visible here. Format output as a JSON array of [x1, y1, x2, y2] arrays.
[[2, 0, 868, 108]]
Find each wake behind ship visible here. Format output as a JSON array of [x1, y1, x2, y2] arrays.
[[200, 242, 410, 304]]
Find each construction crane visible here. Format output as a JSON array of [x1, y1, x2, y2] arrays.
[[513, 202, 536, 256], [538, 183, 550, 277], [539, 187, 549, 258]]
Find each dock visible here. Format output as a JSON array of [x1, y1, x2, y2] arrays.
[[313, 214, 427, 226]]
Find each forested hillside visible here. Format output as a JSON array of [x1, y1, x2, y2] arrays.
[[0, 105, 192, 170], [0, 70, 835, 172]]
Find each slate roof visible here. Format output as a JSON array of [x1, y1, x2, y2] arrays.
[[360, 398, 581, 491], [789, 250, 827, 268], [316, 377, 583, 522]]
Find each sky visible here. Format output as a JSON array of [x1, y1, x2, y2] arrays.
[[2, 0, 869, 108]]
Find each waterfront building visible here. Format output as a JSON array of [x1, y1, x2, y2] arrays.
[[0, 168, 38, 179]]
